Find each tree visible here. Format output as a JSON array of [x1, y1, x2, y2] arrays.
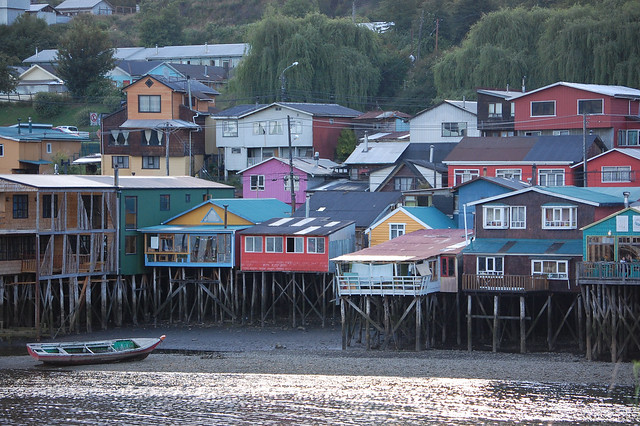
[[138, 0, 185, 47], [0, 14, 59, 63], [0, 54, 17, 93], [56, 17, 115, 99], [335, 128, 357, 162]]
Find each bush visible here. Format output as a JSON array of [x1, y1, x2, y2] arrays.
[[33, 92, 66, 118], [74, 107, 93, 126]]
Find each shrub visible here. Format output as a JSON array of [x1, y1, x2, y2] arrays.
[[74, 107, 93, 126], [33, 92, 65, 118]]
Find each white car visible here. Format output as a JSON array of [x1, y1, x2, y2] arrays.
[[54, 126, 80, 135]]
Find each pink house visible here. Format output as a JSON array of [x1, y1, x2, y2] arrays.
[[239, 157, 339, 209]]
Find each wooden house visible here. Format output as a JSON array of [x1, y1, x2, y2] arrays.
[[100, 74, 219, 177], [343, 140, 410, 182], [14, 65, 66, 95], [476, 88, 520, 137], [410, 100, 479, 143], [238, 156, 338, 210], [238, 217, 355, 273], [139, 198, 291, 268], [54, 0, 114, 16], [352, 110, 411, 140], [510, 82, 640, 149], [442, 135, 606, 188], [574, 148, 640, 187], [366, 206, 456, 247]]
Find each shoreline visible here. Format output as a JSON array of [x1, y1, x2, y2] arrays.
[[1, 324, 638, 388]]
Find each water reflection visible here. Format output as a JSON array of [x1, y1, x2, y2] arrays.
[[0, 369, 637, 424]]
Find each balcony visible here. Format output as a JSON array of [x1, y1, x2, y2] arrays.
[[336, 275, 432, 296], [462, 274, 548, 293], [577, 261, 640, 285]]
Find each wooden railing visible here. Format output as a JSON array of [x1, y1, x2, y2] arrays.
[[336, 275, 431, 296], [577, 261, 640, 285], [462, 274, 548, 292]]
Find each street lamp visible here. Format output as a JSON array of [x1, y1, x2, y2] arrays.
[[280, 61, 299, 101]]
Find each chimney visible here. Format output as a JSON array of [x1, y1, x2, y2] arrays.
[[35, 47, 38, 57], [305, 193, 310, 218], [531, 164, 537, 186], [506, 84, 509, 92], [205, 42, 208, 53], [363, 131, 368, 152], [28, 117, 32, 133], [522, 76, 526, 93], [624, 191, 630, 208], [155, 44, 158, 54], [314, 151, 319, 167]]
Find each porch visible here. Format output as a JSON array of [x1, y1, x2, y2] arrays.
[[462, 274, 549, 293], [577, 261, 640, 285], [336, 275, 432, 296]]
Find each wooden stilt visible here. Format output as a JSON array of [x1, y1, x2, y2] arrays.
[[101, 277, 107, 329], [492, 295, 499, 352], [520, 295, 526, 354], [341, 297, 347, 350], [261, 272, 266, 327], [467, 295, 472, 351], [415, 296, 422, 351], [85, 277, 92, 333]]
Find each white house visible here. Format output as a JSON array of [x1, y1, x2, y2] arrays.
[[0, 0, 29, 25], [410, 100, 479, 143], [55, 0, 113, 15]]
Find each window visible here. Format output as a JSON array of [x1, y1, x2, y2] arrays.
[[46, 143, 52, 154], [266, 236, 283, 253], [510, 102, 515, 118], [125, 235, 137, 255], [552, 130, 570, 136], [185, 194, 191, 203], [245, 236, 263, 253], [532, 260, 568, 279], [138, 95, 161, 113], [538, 169, 564, 186], [495, 169, 522, 180], [394, 177, 414, 191], [389, 223, 405, 239], [307, 237, 325, 254], [142, 156, 160, 169], [442, 122, 467, 137], [286, 236, 304, 253], [231, 147, 241, 154], [42, 194, 58, 219], [13, 194, 28, 219], [112, 156, 129, 169], [618, 130, 639, 146], [250, 175, 265, 191], [441, 256, 455, 277], [125, 196, 137, 229], [222, 120, 238, 137], [602, 166, 631, 183], [531, 101, 555, 117], [488, 103, 502, 118], [477, 256, 503, 275], [542, 206, 577, 229], [284, 175, 300, 191], [289, 120, 303, 134], [578, 99, 603, 115], [510, 206, 526, 229], [253, 121, 267, 135], [0, 143, 3, 157], [454, 169, 479, 186], [524, 131, 542, 136], [269, 120, 283, 135], [160, 194, 170, 211], [484, 206, 508, 228]]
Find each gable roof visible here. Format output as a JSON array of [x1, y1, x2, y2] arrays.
[[343, 141, 410, 165], [509, 82, 640, 101], [477, 88, 526, 100], [114, 60, 163, 77], [55, 0, 112, 10], [124, 74, 219, 99], [238, 157, 337, 176], [367, 206, 455, 233], [453, 176, 530, 191], [18, 64, 62, 82], [292, 191, 403, 227], [580, 206, 640, 230], [415, 99, 478, 117], [212, 102, 361, 119], [238, 216, 354, 236], [574, 147, 640, 168], [466, 186, 640, 207], [160, 198, 291, 225], [354, 110, 412, 121]]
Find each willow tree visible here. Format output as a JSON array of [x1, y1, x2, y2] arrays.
[[227, 12, 382, 110]]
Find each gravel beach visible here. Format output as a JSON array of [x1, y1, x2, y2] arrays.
[[2, 323, 638, 388]]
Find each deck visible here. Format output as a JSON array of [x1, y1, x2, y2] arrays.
[[462, 274, 549, 293], [336, 275, 432, 296], [577, 261, 640, 285]]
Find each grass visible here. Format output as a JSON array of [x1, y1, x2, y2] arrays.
[[0, 101, 108, 132]]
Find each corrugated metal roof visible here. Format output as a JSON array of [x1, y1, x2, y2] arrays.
[[138, 225, 247, 233], [464, 238, 582, 256], [403, 206, 456, 229], [207, 198, 292, 223], [543, 186, 640, 205], [344, 141, 410, 164], [354, 110, 412, 120], [444, 100, 477, 114], [56, 0, 106, 10], [0, 126, 88, 141], [238, 157, 337, 176], [454, 176, 530, 191], [239, 216, 353, 236], [278, 102, 362, 117], [0, 174, 114, 189], [210, 104, 267, 118], [308, 179, 369, 192], [514, 82, 640, 100], [477, 88, 526, 99], [332, 228, 471, 262], [120, 119, 199, 130]]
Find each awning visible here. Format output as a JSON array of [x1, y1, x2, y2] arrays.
[[464, 238, 582, 256], [120, 119, 200, 130], [19, 159, 52, 165]]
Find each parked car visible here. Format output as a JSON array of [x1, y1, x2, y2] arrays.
[[54, 126, 90, 138]]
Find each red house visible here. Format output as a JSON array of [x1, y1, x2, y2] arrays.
[[239, 217, 355, 273], [511, 82, 640, 149], [575, 148, 640, 187]]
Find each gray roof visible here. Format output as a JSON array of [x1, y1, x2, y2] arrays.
[[292, 191, 403, 228], [454, 176, 530, 191], [212, 102, 361, 119], [344, 141, 410, 165], [444, 100, 477, 115], [308, 179, 369, 192], [141, 75, 219, 98], [56, 0, 112, 10], [477, 88, 526, 100], [238, 216, 354, 236], [115, 60, 163, 76], [120, 119, 199, 130], [0, 174, 232, 190], [238, 157, 338, 176], [512, 82, 640, 100], [0, 126, 88, 141]]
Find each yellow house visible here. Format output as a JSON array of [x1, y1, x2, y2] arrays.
[[100, 74, 219, 177], [366, 206, 457, 247]]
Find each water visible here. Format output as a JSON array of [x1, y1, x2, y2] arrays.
[[0, 369, 637, 424]]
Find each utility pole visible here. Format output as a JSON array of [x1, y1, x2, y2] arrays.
[[165, 123, 170, 176], [287, 115, 296, 215]]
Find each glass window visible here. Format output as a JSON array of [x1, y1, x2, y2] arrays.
[[250, 175, 265, 191], [510, 102, 515, 118], [578, 99, 603, 115], [269, 120, 283, 135], [510, 206, 526, 229], [484, 206, 508, 228], [532, 260, 568, 279], [125, 235, 137, 255], [552, 130, 570, 136], [112, 156, 129, 169], [602, 166, 631, 183], [495, 169, 522, 180], [46, 143, 52, 154], [142, 156, 160, 169], [289, 120, 303, 134], [441, 256, 455, 277], [0, 144, 3, 157], [286, 236, 304, 253], [477, 256, 503, 275], [284, 175, 300, 191], [389, 223, 405, 239], [307, 237, 325, 254], [394, 177, 414, 191], [253, 121, 267, 135], [160, 194, 170, 211], [618, 130, 639, 146], [42, 194, 58, 219], [538, 169, 564, 186], [125, 196, 137, 229], [542, 206, 577, 229], [138, 95, 161, 113], [245, 236, 262, 253], [488, 103, 502, 118], [531, 101, 555, 117], [266, 236, 283, 253], [442, 122, 467, 137], [13, 194, 28, 219], [223, 120, 238, 137], [454, 169, 479, 186]]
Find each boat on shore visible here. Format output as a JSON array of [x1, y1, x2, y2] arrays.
[[26, 335, 166, 366]]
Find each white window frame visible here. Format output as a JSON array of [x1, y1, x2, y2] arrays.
[[532, 260, 568, 279], [538, 169, 565, 186], [442, 122, 467, 137], [488, 102, 502, 118], [253, 121, 268, 135], [245, 236, 262, 253], [454, 169, 479, 185], [477, 256, 504, 275], [222, 120, 238, 137], [142, 156, 160, 169], [250, 175, 265, 191], [577, 98, 603, 115], [618, 129, 639, 146], [483, 206, 508, 229], [307, 237, 325, 254], [530, 100, 556, 117], [289, 120, 303, 134], [510, 206, 526, 229], [602, 166, 631, 183], [552, 130, 570, 136], [284, 175, 300, 191], [389, 223, 405, 239], [112, 156, 129, 169], [265, 236, 283, 253], [510, 102, 515, 118], [495, 169, 522, 180], [269, 120, 283, 135], [286, 236, 304, 253], [394, 177, 414, 191], [542, 206, 577, 229]]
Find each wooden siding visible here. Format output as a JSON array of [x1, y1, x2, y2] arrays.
[[587, 150, 640, 187], [312, 117, 354, 161], [241, 160, 308, 207], [240, 235, 330, 272], [125, 78, 174, 121], [368, 210, 428, 247]]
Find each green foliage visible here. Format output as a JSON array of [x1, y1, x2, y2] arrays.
[[139, 0, 185, 46], [0, 54, 17, 93], [74, 107, 93, 126], [335, 128, 357, 162], [33, 93, 66, 118], [56, 17, 115, 99], [281, 0, 320, 17], [0, 14, 59, 63]]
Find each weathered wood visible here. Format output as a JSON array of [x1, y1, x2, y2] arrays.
[[492, 295, 498, 353], [519, 296, 526, 354], [415, 296, 422, 351], [341, 297, 346, 350], [467, 294, 472, 351]]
